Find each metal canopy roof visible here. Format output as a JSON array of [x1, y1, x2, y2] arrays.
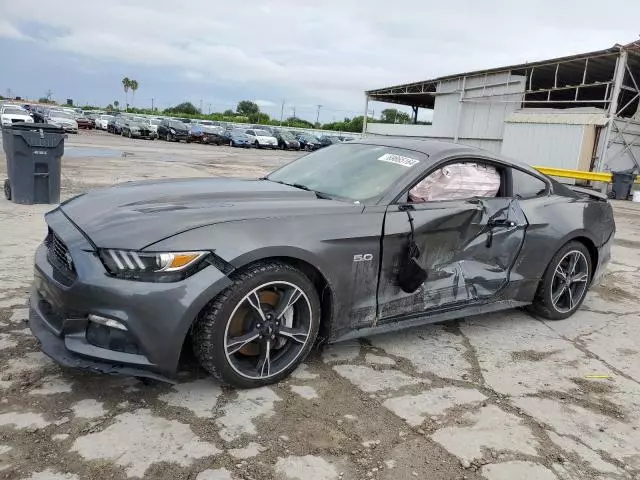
[[367, 41, 640, 111]]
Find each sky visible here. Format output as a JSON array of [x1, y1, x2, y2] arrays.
[[1, 0, 639, 123]]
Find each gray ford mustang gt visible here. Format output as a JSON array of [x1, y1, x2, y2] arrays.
[[29, 139, 615, 388]]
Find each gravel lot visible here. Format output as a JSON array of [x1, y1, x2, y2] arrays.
[[1, 130, 639, 480]]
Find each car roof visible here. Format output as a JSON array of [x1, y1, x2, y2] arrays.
[[350, 137, 541, 175]]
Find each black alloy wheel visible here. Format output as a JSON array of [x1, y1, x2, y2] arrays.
[[192, 261, 320, 388]]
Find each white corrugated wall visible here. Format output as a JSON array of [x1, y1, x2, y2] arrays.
[[501, 123, 586, 170]]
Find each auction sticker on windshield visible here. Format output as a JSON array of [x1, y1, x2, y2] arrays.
[[377, 153, 420, 167]]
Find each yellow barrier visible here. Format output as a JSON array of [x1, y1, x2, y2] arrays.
[[533, 166, 640, 184]]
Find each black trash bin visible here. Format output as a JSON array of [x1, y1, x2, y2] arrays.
[[610, 170, 636, 200], [2, 123, 65, 204]]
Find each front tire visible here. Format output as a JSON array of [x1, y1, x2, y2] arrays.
[[4, 179, 11, 201], [192, 261, 320, 388], [166, 133, 172, 142], [529, 241, 592, 320]]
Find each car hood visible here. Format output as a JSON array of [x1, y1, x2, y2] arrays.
[[255, 135, 276, 142], [1, 113, 32, 121], [59, 177, 356, 250]]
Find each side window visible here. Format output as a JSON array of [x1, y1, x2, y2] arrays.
[[511, 169, 548, 199], [408, 162, 502, 203], [246, 130, 254, 135]]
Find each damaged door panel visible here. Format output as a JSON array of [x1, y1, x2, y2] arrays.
[[377, 198, 527, 322]]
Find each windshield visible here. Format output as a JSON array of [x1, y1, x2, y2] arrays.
[[253, 129, 270, 136], [301, 134, 319, 142], [2, 107, 26, 115], [169, 120, 186, 129], [268, 144, 427, 202], [149, 119, 160, 125], [279, 131, 296, 140], [100, 115, 114, 120], [51, 111, 74, 119]]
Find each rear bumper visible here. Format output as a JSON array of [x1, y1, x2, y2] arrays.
[[28, 209, 233, 381]]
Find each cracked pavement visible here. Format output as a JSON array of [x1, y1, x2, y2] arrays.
[[1, 132, 639, 479]]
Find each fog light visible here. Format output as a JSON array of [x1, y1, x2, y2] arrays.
[[88, 314, 128, 331]]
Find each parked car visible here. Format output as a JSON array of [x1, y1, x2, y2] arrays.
[[273, 129, 301, 150], [157, 119, 190, 142], [95, 115, 114, 130], [46, 110, 78, 133], [244, 129, 278, 149], [297, 133, 322, 151], [319, 135, 341, 147], [121, 117, 156, 139], [28, 139, 615, 389], [250, 125, 275, 134], [147, 118, 161, 136], [0, 105, 34, 127], [107, 116, 128, 135], [31, 106, 48, 123], [75, 115, 94, 130], [223, 129, 252, 148], [189, 125, 226, 145]]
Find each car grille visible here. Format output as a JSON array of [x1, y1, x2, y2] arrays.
[[45, 229, 77, 281]]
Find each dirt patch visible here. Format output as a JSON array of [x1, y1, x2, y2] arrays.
[[510, 350, 561, 362]]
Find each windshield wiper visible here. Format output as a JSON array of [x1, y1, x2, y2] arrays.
[[268, 180, 333, 200]]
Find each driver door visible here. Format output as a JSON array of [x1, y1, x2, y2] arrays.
[[377, 164, 528, 322]]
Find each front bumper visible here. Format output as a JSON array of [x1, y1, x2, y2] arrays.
[[29, 209, 233, 381]]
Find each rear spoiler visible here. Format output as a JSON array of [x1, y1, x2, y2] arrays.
[[568, 185, 608, 201]]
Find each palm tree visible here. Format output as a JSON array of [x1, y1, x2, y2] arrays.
[[129, 80, 139, 109], [114, 100, 120, 110], [122, 77, 130, 112]]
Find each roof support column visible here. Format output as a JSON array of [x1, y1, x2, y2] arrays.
[[453, 76, 466, 143], [362, 94, 369, 136], [412, 106, 419, 124], [596, 50, 627, 173]]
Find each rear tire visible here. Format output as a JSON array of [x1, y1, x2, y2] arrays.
[[529, 241, 592, 320], [4, 180, 11, 201], [192, 261, 320, 388]]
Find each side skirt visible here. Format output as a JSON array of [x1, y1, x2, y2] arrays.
[[329, 300, 529, 343]]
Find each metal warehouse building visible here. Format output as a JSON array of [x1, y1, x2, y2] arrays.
[[364, 41, 640, 174]]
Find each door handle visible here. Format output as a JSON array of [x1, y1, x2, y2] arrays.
[[487, 218, 516, 228]]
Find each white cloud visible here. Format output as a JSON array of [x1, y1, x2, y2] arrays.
[[2, 0, 640, 112], [0, 20, 27, 40], [255, 99, 277, 107]]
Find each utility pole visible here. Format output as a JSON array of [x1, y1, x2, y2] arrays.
[[280, 99, 285, 124], [315, 105, 322, 125], [151, 98, 154, 111], [199, 99, 203, 113], [208, 103, 212, 114], [292, 106, 296, 118]]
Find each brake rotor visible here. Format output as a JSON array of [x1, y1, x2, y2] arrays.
[[228, 290, 279, 356]]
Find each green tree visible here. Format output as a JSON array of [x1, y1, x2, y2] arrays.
[[284, 116, 314, 128], [223, 109, 235, 117], [113, 100, 120, 110], [122, 77, 131, 111], [130, 80, 139, 108], [164, 102, 200, 115], [236, 100, 259, 116], [380, 108, 410, 124], [249, 112, 270, 124]]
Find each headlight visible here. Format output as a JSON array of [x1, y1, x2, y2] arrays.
[[98, 249, 209, 282], [170, 128, 176, 134]]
